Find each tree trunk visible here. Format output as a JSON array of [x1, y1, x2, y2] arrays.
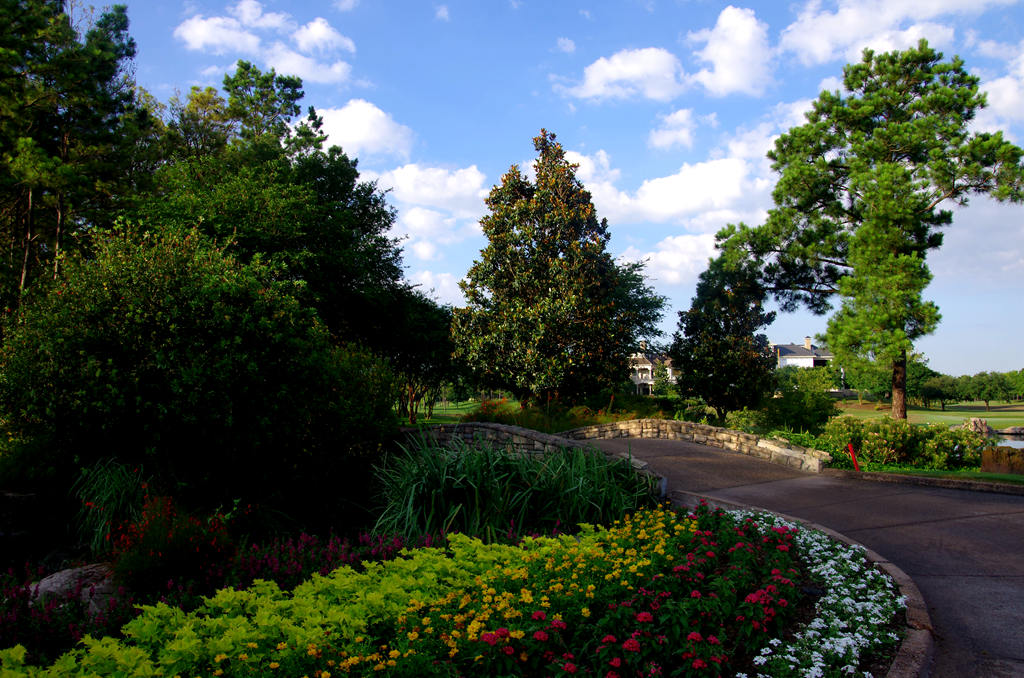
[[891, 351, 907, 420]]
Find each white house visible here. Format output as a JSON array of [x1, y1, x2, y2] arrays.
[[770, 337, 833, 369], [628, 342, 676, 395]]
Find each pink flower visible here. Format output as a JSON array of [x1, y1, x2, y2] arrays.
[[692, 658, 707, 669], [690, 590, 702, 598], [480, 632, 498, 646], [503, 646, 515, 656], [622, 639, 641, 652], [563, 662, 577, 673], [602, 635, 618, 644], [533, 630, 549, 642], [551, 619, 567, 630], [636, 611, 654, 623], [496, 627, 510, 638], [532, 610, 547, 621], [609, 657, 622, 667], [687, 631, 703, 642], [707, 635, 720, 645]]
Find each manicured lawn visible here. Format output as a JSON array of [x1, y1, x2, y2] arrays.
[[836, 400, 1024, 428], [407, 400, 483, 425], [850, 465, 1024, 486]]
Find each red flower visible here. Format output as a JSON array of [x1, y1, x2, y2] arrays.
[[532, 610, 547, 621], [563, 662, 577, 673], [481, 632, 498, 646], [609, 657, 622, 667], [503, 646, 515, 656], [692, 658, 708, 669], [687, 631, 703, 642], [602, 635, 617, 644], [622, 639, 641, 652], [636, 612, 653, 623], [533, 630, 549, 642], [551, 619, 567, 630], [496, 627, 510, 638], [690, 590, 701, 598]]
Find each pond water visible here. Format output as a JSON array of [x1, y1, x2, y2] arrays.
[[996, 435, 1024, 449]]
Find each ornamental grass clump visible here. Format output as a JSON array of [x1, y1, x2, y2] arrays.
[[373, 436, 659, 540]]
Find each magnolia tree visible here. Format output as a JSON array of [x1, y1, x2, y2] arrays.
[[452, 131, 664, 404]]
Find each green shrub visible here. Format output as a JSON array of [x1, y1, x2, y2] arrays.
[[919, 426, 987, 470], [0, 229, 397, 522], [761, 390, 839, 434], [724, 407, 767, 432], [374, 436, 658, 541]]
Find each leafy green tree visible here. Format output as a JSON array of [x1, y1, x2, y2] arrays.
[[971, 371, 1011, 411], [906, 358, 939, 405], [452, 130, 665, 403], [651, 363, 674, 397], [1007, 369, 1024, 400], [922, 374, 958, 410], [718, 40, 1024, 419], [668, 256, 776, 421], [0, 0, 154, 312], [134, 62, 404, 350], [0, 228, 397, 517], [387, 288, 456, 424]]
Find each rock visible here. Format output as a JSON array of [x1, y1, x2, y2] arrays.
[[962, 418, 995, 436], [31, 563, 118, 616], [996, 426, 1024, 435]]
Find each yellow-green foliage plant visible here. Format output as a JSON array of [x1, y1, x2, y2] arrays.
[[1, 506, 812, 677]]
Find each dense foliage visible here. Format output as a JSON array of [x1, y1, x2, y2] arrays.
[[0, 229, 396, 518], [669, 256, 776, 420], [453, 130, 665, 404], [718, 40, 1024, 419], [816, 416, 988, 470]]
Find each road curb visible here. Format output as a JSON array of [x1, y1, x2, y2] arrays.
[[821, 468, 1024, 496], [667, 489, 934, 678]]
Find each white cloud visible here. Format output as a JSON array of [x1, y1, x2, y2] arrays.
[[648, 108, 697, 149], [175, 3, 355, 84], [318, 99, 415, 159], [556, 37, 576, 54], [264, 42, 351, 83], [688, 6, 773, 96], [174, 15, 261, 54], [849, 22, 955, 62], [561, 47, 687, 101], [373, 164, 488, 218], [564, 149, 620, 184], [780, 0, 1013, 66], [230, 0, 293, 31], [294, 17, 355, 54], [409, 270, 465, 306], [333, 0, 358, 11], [620, 234, 717, 286], [435, 5, 450, 21]]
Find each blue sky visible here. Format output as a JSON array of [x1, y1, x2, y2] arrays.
[[115, 0, 1024, 376]]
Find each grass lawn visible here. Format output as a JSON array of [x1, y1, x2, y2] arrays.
[[413, 399, 481, 424], [836, 400, 1024, 428], [852, 465, 1024, 486]]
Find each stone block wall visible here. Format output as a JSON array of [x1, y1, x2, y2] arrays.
[[560, 419, 831, 473]]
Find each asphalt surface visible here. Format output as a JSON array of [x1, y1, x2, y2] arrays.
[[590, 437, 1024, 678]]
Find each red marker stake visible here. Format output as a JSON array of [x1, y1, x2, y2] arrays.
[[847, 443, 861, 472]]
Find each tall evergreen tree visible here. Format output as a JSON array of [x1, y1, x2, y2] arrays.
[[452, 130, 664, 403], [668, 256, 776, 420], [718, 40, 1024, 418], [0, 1, 152, 312]]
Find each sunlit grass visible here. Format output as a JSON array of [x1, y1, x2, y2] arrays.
[[836, 400, 1024, 428]]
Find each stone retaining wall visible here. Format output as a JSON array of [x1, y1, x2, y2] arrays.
[[560, 419, 831, 473]]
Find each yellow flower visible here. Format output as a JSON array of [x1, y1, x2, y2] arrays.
[[213, 671, 223, 677], [276, 642, 288, 651], [510, 629, 525, 639], [213, 654, 227, 663], [245, 642, 258, 649], [407, 631, 419, 641], [581, 607, 591, 618], [269, 662, 280, 669], [238, 654, 248, 662], [389, 650, 400, 659]]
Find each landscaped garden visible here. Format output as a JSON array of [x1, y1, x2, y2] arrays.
[[0, 494, 905, 678]]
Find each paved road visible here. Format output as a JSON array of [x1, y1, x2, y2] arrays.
[[591, 438, 1024, 678]]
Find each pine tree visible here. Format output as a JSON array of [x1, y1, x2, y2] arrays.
[[718, 40, 1024, 418]]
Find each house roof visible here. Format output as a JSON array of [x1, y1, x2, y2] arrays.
[[772, 343, 833, 360]]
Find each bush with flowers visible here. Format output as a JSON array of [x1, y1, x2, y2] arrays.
[[0, 504, 904, 677]]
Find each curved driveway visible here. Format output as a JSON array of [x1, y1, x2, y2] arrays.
[[590, 438, 1024, 678]]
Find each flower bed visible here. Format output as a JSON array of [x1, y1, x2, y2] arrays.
[[0, 505, 904, 677]]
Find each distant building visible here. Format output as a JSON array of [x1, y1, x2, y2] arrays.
[[770, 337, 833, 369], [628, 342, 676, 395]]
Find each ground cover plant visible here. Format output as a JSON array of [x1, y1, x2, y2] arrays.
[[374, 436, 659, 540], [0, 504, 905, 677]]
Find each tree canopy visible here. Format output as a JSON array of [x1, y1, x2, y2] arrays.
[[718, 40, 1024, 419], [452, 130, 665, 403]]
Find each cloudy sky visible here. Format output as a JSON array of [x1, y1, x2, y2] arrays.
[[118, 0, 1024, 376]]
